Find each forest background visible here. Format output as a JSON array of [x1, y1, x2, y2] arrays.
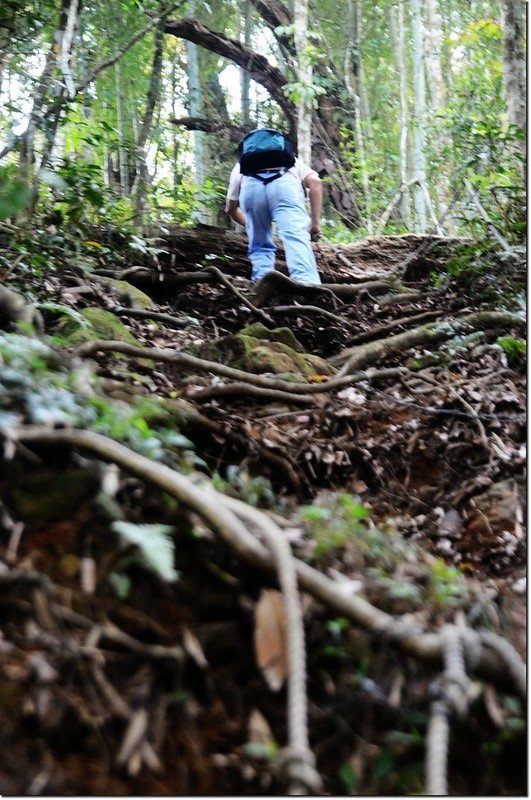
[[0, 0, 526, 242]]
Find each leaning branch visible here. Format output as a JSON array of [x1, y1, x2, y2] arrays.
[[170, 116, 247, 142], [162, 15, 295, 119]]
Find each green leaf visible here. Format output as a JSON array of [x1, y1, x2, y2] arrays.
[[339, 762, 358, 793], [107, 572, 132, 599], [111, 521, 179, 582], [0, 177, 31, 220]]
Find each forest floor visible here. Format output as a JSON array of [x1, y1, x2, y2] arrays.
[[0, 222, 526, 795]]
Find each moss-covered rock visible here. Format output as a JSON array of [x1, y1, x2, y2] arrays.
[[239, 323, 306, 353], [59, 307, 141, 346], [102, 279, 155, 310], [196, 324, 333, 377]]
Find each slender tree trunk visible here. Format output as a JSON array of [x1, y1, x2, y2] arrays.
[[500, 0, 526, 158], [345, 0, 371, 230], [19, 46, 57, 183], [388, 0, 411, 228], [293, 0, 312, 164], [186, 0, 208, 221], [25, 0, 82, 217], [241, 0, 252, 126], [354, 0, 372, 143], [410, 0, 427, 231], [133, 10, 165, 220], [58, 0, 79, 99], [171, 48, 180, 197], [423, 0, 453, 222], [114, 59, 129, 197]]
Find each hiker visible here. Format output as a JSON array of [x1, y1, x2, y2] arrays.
[[225, 128, 322, 284]]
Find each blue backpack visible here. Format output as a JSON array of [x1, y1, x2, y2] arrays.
[[238, 128, 296, 181]]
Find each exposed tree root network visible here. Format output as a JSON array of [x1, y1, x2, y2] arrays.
[[0, 225, 525, 795]]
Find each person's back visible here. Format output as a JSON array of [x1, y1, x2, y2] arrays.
[[225, 128, 323, 284]]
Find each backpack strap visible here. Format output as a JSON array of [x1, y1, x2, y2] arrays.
[[251, 167, 288, 185]]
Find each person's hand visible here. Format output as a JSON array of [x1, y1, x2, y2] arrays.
[[310, 224, 321, 242]]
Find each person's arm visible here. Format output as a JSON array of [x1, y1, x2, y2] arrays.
[[227, 199, 246, 227], [304, 173, 323, 241]]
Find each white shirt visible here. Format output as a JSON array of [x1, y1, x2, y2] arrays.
[[225, 157, 318, 212]]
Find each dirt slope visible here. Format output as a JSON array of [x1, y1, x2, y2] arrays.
[[0, 224, 525, 795]]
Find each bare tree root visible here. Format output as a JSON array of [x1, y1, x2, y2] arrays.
[[74, 339, 405, 398], [320, 280, 408, 300], [252, 272, 339, 308], [346, 310, 442, 346], [331, 311, 525, 375], [269, 304, 357, 329], [13, 427, 527, 698], [376, 291, 427, 307], [110, 306, 197, 329], [189, 382, 317, 404], [202, 265, 275, 324]]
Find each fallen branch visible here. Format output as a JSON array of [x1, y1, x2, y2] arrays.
[[13, 426, 526, 696]]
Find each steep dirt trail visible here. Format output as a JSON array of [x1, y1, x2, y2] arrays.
[[0, 225, 525, 795]]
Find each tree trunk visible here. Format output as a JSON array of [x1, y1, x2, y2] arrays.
[[133, 9, 165, 220], [114, 59, 129, 197], [398, 0, 411, 227], [410, 0, 427, 231], [423, 0, 453, 222], [186, 0, 209, 222], [500, 0, 526, 158], [241, 0, 252, 126], [345, 0, 371, 230], [293, 0, 312, 164], [388, 0, 411, 228]]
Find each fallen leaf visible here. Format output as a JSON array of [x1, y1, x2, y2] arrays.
[[253, 589, 287, 691], [182, 626, 208, 668], [247, 708, 274, 745], [437, 509, 463, 539]]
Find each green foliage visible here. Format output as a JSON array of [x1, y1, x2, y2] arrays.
[[427, 557, 469, 608], [441, 238, 525, 304], [338, 762, 358, 794], [496, 336, 526, 366], [242, 742, 279, 760], [111, 520, 179, 582], [0, 331, 201, 465], [0, 166, 31, 220], [212, 466, 279, 510], [301, 493, 368, 559]]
